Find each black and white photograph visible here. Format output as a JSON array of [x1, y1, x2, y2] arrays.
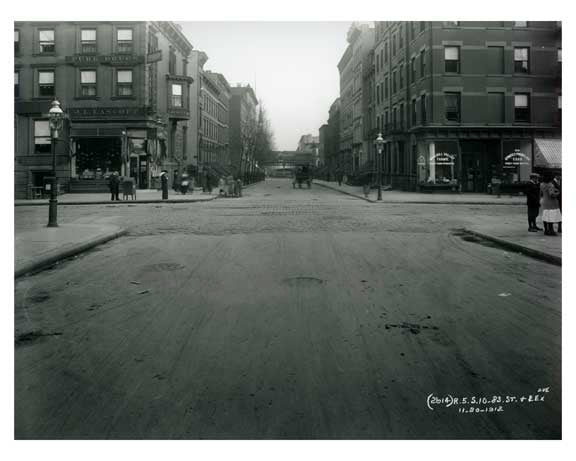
[[5, 0, 573, 458]]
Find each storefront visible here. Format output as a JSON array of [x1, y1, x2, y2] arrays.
[[417, 140, 459, 191]]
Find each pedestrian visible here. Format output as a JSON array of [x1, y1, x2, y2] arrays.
[[540, 173, 561, 236], [108, 171, 120, 201], [218, 176, 226, 196], [227, 175, 234, 197], [160, 170, 168, 200], [173, 170, 180, 192], [338, 172, 343, 187], [236, 177, 243, 197], [363, 181, 370, 199], [553, 175, 562, 233], [526, 173, 541, 232]]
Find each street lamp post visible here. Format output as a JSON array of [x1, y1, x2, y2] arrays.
[[374, 132, 384, 201], [47, 99, 65, 227]]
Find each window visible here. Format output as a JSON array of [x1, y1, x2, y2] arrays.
[[399, 26, 403, 50], [412, 99, 417, 125], [514, 93, 530, 122], [376, 53, 380, 72], [14, 71, 20, 97], [38, 71, 55, 97], [384, 42, 388, 62], [514, 21, 528, 27], [486, 46, 504, 74], [558, 48, 562, 63], [116, 69, 133, 96], [379, 49, 383, 70], [169, 48, 176, 74], [420, 21, 426, 32], [514, 47, 529, 73], [34, 120, 51, 153], [393, 107, 397, 128], [384, 76, 389, 98], [487, 92, 505, 123], [420, 95, 427, 123], [148, 32, 158, 53], [399, 65, 403, 89], [392, 71, 397, 93], [376, 84, 380, 104], [445, 92, 461, 122], [399, 103, 404, 129], [14, 30, 20, 54], [444, 21, 459, 26], [80, 70, 97, 96], [81, 29, 97, 53], [385, 111, 389, 129], [117, 28, 133, 53], [411, 57, 416, 82], [444, 46, 460, 73], [171, 84, 182, 107], [420, 49, 426, 76], [392, 35, 396, 56], [558, 95, 562, 123], [39, 30, 55, 53]]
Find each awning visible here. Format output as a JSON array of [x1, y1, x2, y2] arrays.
[[534, 138, 562, 169]]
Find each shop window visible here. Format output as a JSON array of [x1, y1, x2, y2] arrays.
[[514, 93, 530, 122], [171, 83, 183, 107], [14, 30, 20, 54], [14, 71, 19, 98], [34, 120, 51, 153], [116, 69, 133, 96], [81, 29, 97, 54], [444, 46, 460, 73], [39, 30, 55, 53], [445, 92, 461, 122], [514, 47, 529, 73], [80, 70, 97, 96], [38, 70, 55, 97], [420, 49, 426, 76], [117, 28, 133, 53], [420, 94, 427, 123]]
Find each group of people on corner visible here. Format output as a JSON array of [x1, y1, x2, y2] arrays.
[[218, 176, 243, 198], [526, 172, 562, 236]]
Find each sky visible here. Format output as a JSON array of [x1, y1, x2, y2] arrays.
[[178, 22, 351, 151]]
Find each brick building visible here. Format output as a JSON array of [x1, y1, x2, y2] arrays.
[[14, 21, 194, 198], [372, 21, 561, 192], [229, 84, 259, 178]]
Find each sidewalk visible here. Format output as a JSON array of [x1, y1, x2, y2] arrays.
[[314, 179, 525, 205], [315, 179, 560, 265], [15, 188, 220, 206], [15, 223, 127, 278]]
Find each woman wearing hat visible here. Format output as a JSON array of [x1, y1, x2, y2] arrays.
[[540, 173, 561, 236]]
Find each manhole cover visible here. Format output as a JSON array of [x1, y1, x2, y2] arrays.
[[283, 276, 326, 287]]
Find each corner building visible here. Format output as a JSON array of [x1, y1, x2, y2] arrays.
[[372, 21, 561, 192], [14, 21, 194, 198]]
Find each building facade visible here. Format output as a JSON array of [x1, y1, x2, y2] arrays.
[[326, 98, 341, 178], [373, 21, 561, 192], [14, 21, 195, 198], [229, 84, 259, 179], [318, 124, 328, 169]]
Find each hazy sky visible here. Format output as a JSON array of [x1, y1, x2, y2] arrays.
[[178, 22, 351, 151]]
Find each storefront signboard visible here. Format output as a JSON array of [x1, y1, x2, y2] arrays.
[[65, 54, 145, 66], [430, 153, 456, 165], [69, 107, 148, 119], [503, 149, 530, 169]]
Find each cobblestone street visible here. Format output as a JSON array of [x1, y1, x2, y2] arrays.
[[14, 179, 561, 439]]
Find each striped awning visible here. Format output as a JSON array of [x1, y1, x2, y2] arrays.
[[534, 138, 562, 169]]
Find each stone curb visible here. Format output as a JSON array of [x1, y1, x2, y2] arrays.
[[459, 228, 561, 266], [314, 181, 524, 206], [14, 196, 219, 207], [15, 228, 129, 279]]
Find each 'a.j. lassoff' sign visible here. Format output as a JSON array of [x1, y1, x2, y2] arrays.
[[503, 149, 530, 168], [431, 153, 456, 165]]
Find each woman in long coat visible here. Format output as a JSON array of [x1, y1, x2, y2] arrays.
[[540, 173, 561, 236]]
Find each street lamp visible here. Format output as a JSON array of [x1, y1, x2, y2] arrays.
[[47, 98, 64, 227], [374, 132, 384, 201]]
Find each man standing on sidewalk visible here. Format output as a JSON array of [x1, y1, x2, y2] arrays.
[[108, 171, 120, 201], [160, 170, 168, 200], [526, 173, 541, 232]]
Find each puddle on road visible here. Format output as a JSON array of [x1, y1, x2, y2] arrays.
[[451, 229, 500, 249]]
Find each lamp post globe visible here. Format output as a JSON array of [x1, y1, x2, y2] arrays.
[[374, 133, 384, 201], [47, 98, 64, 228]]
